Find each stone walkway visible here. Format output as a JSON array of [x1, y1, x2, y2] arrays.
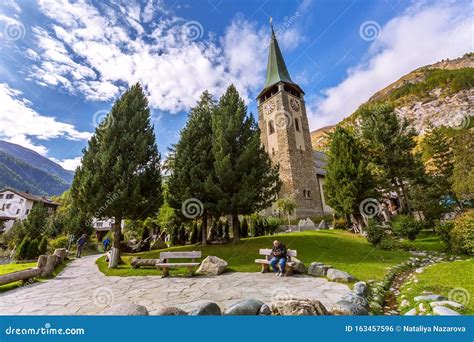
[[0, 255, 350, 315]]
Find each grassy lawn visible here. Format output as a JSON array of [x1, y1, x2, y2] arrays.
[[398, 259, 474, 315], [401, 231, 446, 252], [97, 230, 411, 281]]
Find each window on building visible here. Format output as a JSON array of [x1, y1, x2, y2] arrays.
[[15, 209, 20, 214], [0, 194, 3, 199], [303, 190, 307, 198], [268, 120, 275, 135], [295, 118, 300, 131], [272, 148, 275, 156], [26, 209, 30, 214], [6, 204, 11, 209], [19, 199, 24, 204], [6, 194, 13, 199]]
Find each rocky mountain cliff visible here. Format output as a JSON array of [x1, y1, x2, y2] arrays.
[[311, 53, 474, 150]]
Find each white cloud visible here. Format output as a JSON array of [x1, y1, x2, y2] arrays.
[[0, 83, 91, 157], [52, 156, 82, 171], [27, 0, 268, 113], [308, 1, 473, 130]]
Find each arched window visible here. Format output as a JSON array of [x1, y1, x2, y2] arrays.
[[295, 118, 300, 131], [303, 190, 307, 198], [268, 120, 275, 135]]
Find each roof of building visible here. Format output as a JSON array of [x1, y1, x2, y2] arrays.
[[257, 26, 304, 98], [314, 151, 328, 176], [0, 188, 60, 206]]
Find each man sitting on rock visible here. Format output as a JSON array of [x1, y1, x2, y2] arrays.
[[269, 240, 287, 277]]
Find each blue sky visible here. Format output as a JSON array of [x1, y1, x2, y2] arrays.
[[0, 0, 471, 170]]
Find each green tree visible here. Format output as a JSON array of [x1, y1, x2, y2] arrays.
[[190, 221, 199, 244], [452, 128, 474, 201], [22, 203, 49, 240], [71, 83, 163, 267], [276, 197, 296, 226], [27, 239, 39, 260], [240, 217, 249, 238], [168, 91, 216, 246], [359, 103, 423, 213], [38, 236, 48, 255], [324, 126, 376, 230], [207, 85, 281, 242], [15, 236, 30, 260]]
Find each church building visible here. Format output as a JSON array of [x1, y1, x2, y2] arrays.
[[257, 26, 332, 218]]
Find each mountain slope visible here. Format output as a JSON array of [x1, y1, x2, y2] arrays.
[[311, 53, 474, 150], [0, 141, 74, 196]]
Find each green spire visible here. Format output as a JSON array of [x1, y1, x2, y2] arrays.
[[258, 23, 303, 98]]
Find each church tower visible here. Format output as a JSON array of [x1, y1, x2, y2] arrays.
[[257, 26, 323, 218]]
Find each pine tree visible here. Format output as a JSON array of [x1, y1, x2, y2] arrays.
[[358, 103, 423, 213], [452, 128, 474, 201], [71, 83, 163, 267], [207, 85, 281, 242], [168, 91, 216, 246], [38, 236, 48, 255], [27, 239, 39, 260], [22, 203, 49, 240], [324, 126, 376, 230]]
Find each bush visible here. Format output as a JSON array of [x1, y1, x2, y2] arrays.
[[15, 236, 30, 260], [49, 235, 70, 250], [378, 238, 404, 251], [27, 239, 39, 260], [392, 214, 422, 240], [366, 219, 386, 246], [38, 236, 48, 255], [264, 217, 280, 235], [435, 220, 454, 249], [450, 212, 474, 255], [333, 218, 347, 229]]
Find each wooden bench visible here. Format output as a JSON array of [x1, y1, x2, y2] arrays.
[[156, 251, 202, 278], [255, 248, 298, 276]]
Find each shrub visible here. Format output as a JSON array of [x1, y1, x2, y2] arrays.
[[366, 219, 386, 246], [435, 220, 454, 249], [333, 218, 347, 229], [240, 217, 249, 238], [378, 238, 403, 251], [392, 214, 422, 240], [265, 217, 280, 235], [450, 212, 474, 255], [15, 236, 30, 260], [49, 235, 70, 250], [38, 236, 48, 255], [27, 239, 39, 260]]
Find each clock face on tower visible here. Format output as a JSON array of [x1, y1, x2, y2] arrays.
[[264, 101, 275, 115], [290, 98, 300, 112]]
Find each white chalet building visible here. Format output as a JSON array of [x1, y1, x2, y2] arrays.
[[0, 188, 60, 233]]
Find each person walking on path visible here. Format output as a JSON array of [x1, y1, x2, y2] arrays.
[[102, 237, 111, 252], [76, 234, 87, 258]]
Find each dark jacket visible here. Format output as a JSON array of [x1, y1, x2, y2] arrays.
[[77, 237, 86, 246], [271, 244, 287, 259]]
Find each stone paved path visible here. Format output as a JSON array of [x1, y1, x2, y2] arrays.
[[0, 255, 350, 315]]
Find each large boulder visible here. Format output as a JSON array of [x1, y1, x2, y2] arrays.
[[290, 257, 306, 274], [271, 299, 330, 316], [102, 303, 149, 316], [154, 307, 188, 316], [196, 256, 228, 276], [150, 239, 168, 250], [307, 262, 332, 277], [327, 268, 356, 282], [189, 302, 222, 316], [429, 301, 464, 309], [331, 300, 369, 315], [353, 282, 368, 297], [258, 304, 272, 316], [341, 292, 369, 309], [224, 299, 264, 315]]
